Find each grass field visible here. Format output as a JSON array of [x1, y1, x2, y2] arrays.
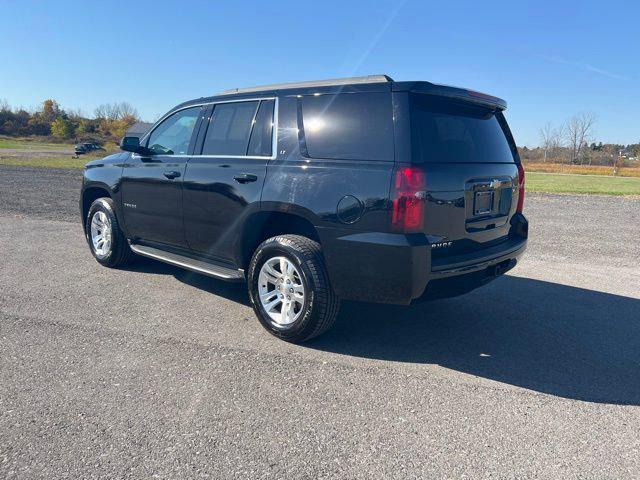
[[0, 136, 119, 168], [527, 172, 640, 196], [0, 136, 74, 150], [0, 154, 103, 169], [524, 162, 640, 178]]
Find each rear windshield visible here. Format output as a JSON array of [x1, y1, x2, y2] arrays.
[[409, 93, 515, 163]]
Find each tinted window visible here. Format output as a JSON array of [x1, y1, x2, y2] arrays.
[[247, 99, 275, 157], [147, 107, 200, 155], [410, 94, 514, 163], [202, 101, 259, 155], [301, 93, 393, 161]]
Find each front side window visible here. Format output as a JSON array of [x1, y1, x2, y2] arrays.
[[147, 106, 201, 155], [202, 101, 260, 156]]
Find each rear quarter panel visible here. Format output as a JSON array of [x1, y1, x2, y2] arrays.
[[261, 96, 393, 231], [260, 95, 397, 300]]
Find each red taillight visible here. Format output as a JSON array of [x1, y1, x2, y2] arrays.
[[391, 167, 426, 232], [516, 163, 525, 213]]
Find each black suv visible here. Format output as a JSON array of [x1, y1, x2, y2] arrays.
[[80, 75, 528, 342]]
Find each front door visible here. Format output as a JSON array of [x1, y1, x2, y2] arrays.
[[183, 98, 276, 263], [120, 106, 203, 247]]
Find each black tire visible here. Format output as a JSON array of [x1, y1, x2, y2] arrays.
[[247, 235, 340, 343], [85, 197, 134, 268]]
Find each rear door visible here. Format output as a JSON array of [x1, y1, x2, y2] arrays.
[[120, 106, 202, 247], [405, 93, 521, 259], [182, 98, 276, 263]]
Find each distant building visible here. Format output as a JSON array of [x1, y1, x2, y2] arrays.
[[125, 122, 153, 139]]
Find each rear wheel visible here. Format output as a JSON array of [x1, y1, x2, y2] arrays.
[[85, 197, 134, 268], [247, 235, 340, 343]]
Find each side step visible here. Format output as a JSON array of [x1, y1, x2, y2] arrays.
[[129, 244, 244, 282]]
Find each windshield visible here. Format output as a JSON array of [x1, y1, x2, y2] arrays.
[[409, 93, 515, 163]]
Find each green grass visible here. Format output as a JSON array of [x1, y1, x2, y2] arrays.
[[0, 136, 120, 168], [0, 155, 99, 169], [527, 172, 640, 196], [0, 137, 74, 150]]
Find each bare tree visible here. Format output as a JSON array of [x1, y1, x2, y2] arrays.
[[550, 124, 565, 163], [117, 102, 138, 120], [94, 103, 116, 120], [94, 102, 138, 121], [539, 122, 553, 162], [539, 122, 564, 163], [564, 112, 595, 165], [66, 108, 85, 120], [601, 144, 617, 166]]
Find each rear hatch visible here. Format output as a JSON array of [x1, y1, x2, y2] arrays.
[[397, 91, 523, 266]]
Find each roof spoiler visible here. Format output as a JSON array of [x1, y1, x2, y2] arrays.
[[397, 81, 507, 110]]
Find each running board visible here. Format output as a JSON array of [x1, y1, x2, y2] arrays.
[[129, 244, 244, 282]]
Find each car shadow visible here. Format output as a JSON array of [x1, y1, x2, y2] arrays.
[[122, 257, 249, 304], [309, 276, 640, 406], [124, 258, 640, 406]]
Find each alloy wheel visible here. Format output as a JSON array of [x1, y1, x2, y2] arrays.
[[90, 211, 112, 258], [257, 256, 306, 326]]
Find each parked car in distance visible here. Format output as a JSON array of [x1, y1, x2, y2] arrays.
[[74, 142, 104, 155], [80, 75, 528, 343]]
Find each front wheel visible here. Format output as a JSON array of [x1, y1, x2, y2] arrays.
[[85, 197, 134, 268], [247, 235, 340, 343]]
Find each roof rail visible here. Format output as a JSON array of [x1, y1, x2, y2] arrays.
[[219, 75, 394, 95]]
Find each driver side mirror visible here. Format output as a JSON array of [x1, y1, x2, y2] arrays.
[[120, 136, 151, 155]]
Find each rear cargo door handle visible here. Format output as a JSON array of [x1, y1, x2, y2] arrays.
[[233, 173, 258, 184], [163, 170, 181, 179]]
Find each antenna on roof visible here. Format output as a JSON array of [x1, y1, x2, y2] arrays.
[[219, 75, 394, 95]]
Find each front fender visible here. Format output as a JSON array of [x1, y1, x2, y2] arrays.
[[80, 152, 129, 227]]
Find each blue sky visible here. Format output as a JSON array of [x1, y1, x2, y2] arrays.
[[0, 0, 637, 146]]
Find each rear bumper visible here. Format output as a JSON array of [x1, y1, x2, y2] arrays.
[[318, 215, 528, 305], [413, 245, 524, 304], [430, 236, 526, 278]]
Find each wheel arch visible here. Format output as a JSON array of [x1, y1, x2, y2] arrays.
[[238, 209, 321, 270], [81, 184, 113, 228]]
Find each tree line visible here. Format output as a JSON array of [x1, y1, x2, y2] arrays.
[[520, 112, 640, 169], [0, 99, 140, 142]]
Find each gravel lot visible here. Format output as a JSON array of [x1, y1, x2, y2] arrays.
[[1, 165, 639, 479], [0, 165, 81, 222]]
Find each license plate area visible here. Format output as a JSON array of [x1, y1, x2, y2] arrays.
[[474, 191, 494, 216]]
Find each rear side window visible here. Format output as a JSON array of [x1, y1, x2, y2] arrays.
[[301, 93, 393, 161], [202, 101, 259, 155], [247, 99, 275, 157], [409, 94, 515, 163]]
